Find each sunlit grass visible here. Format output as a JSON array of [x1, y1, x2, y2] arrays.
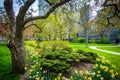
[[97, 47, 120, 53]]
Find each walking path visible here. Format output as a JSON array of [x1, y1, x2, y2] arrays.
[[89, 46, 120, 56]]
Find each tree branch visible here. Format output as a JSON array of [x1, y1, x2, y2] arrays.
[[45, 0, 54, 6], [4, 0, 15, 23], [24, 23, 42, 33], [23, 0, 71, 25], [16, 0, 36, 22], [104, 3, 120, 26]]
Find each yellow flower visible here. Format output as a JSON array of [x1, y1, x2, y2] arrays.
[[75, 70, 78, 74], [95, 64, 99, 67], [57, 76, 60, 80], [115, 72, 118, 75], [58, 73, 62, 77], [88, 77, 92, 80], [32, 65, 36, 68], [36, 62, 38, 65], [97, 74, 101, 77], [79, 71, 83, 75], [70, 76, 73, 80], [100, 65, 105, 70], [110, 70, 114, 74], [85, 70, 90, 75], [97, 71, 100, 73], [101, 59, 105, 63], [40, 67, 42, 70], [96, 58, 100, 61], [36, 72, 39, 74], [41, 77, 44, 80], [30, 69, 33, 73], [35, 77, 40, 80], [104, 67, 108, 72], [54, 78, 57, 80], [24, 67, 27, 70], [111, 73, 115, 78]]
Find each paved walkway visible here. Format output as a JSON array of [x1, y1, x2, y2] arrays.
[[89, 46, 120, 56]]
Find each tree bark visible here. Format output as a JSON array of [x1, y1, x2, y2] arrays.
[[7, 30, 26, 74]]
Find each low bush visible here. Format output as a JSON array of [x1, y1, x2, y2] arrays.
[[39, 48, 80, 73], [100, 37, 110, 44], [28, 57, 119, 80], [39, 40, 70, 52], [72, 37, 85, 43], [77, 49, 98, 63], [88, 39, 101, 43], [24, 40, 37, 47]]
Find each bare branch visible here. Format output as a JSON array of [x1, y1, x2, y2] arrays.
[[45, 0, 54, 6], [23, 0, 71, 25], [16, 0, 36, 22], [24, 23, 42, 33]]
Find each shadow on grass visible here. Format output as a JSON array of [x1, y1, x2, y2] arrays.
[[0, 71, 20, 80], [0, 44, 20, 80]]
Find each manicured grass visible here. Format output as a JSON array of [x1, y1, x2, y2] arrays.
[[0, 44, 19, 80], [70, 43, 120, 78], [97, 47, 120, 53]]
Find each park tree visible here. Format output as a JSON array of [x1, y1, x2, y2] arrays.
[[35, 14, 64, 40], [102, 0, 120, 26], [93, 0, 120, 42], [4, 0, 71, 74], [77, 0, 91, 47], [59, 3, 79, 40]]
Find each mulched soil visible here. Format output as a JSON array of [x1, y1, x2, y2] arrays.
[[63, 61, 94, 78]]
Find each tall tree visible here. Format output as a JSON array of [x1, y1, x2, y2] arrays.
[[4, 0, 71, 74]]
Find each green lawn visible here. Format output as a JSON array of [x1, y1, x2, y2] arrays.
[[0, 44, 19, 80], [97, 47, 120, 53], [70, 43, 120, 78]]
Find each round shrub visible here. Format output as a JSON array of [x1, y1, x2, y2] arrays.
[[72, 38, 85, 43], [100, 37, 110, 44]]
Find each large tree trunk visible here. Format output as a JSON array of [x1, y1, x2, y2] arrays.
[[7, 27, 26, 74]]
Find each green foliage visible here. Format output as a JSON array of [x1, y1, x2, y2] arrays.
[[77, 49, 98, 63], [24, 40, 37, 47], [72, 38, 85, 43], [26, 44, 98, 74], [100, 37, 110, 44], [117, 35, 120, 40], [39, 48, 79, 73], [39, 40, 70, 52], [88, 39, 100, 44]]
